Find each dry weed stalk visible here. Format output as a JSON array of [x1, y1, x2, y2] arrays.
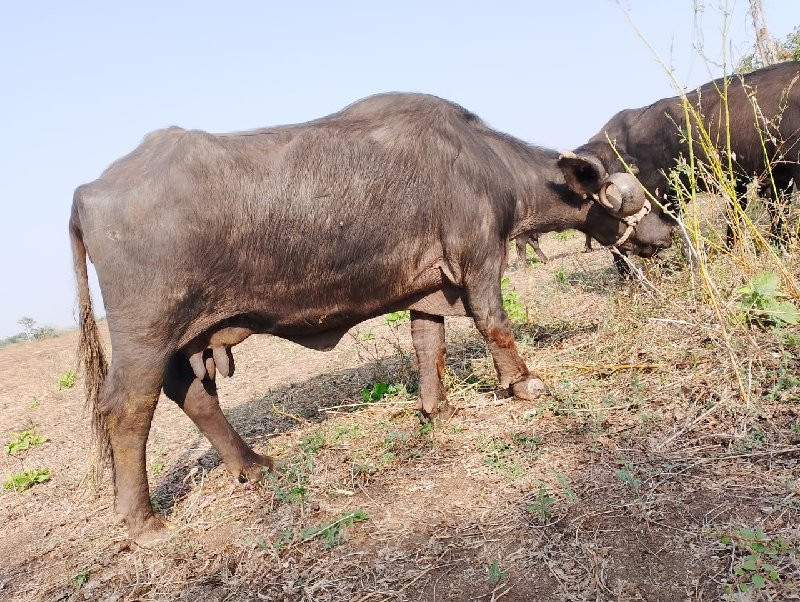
[[616, 0, 799, 404]]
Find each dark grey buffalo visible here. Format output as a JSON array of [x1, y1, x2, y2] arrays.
[[577, 61, 800, 245], [70, 93, 674, 543]]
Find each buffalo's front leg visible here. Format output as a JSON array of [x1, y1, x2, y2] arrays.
[[164, 355, 274, 483], [410, 310, 453, 419], [465, 275, 547, 400]]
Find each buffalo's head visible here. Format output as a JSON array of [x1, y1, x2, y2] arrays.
[[556, 151, 674, 257]]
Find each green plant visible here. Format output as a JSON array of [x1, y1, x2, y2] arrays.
[[300, 430, 326, 454], [555, 472, 579, 504], [737, 272, 799, 328], [500, 277, 526, 323], [511, 433, 543, 453], [150, 460, 166, 475], [360, 331, 375, 341], [768, 370, 800, 402], [736, 425, 767, 451], [330, 424, 361, 444], [778, 329, 799, 348], [524, 246, 541, 266], [58, 369, 77, 390], [300, 510, 369, 548], [361, 382, 389, 402], [70, 572, 90, 590], [486, 559, 508, 585], [554, 229, 578, 241], [720, 527, 796, 594], [361, 382, 405, 403], [385, 310, 410, 326], [526, 481, 556, 521], [268, 458, 311, 504], [4, 428, 48, 455], [271, 530, 294, 552], [382, 428, 410, 449], [29, 398, 40, 409], [268, 438, 318, 505], [480, 436, 523, 478], [554, 268, 568, 284], [3, 468, 52, 491], [613, 463, 641, 488]]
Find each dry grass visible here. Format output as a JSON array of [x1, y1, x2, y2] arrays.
[[1, 233, 799, 601]]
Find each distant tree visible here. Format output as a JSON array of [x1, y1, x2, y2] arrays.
[[2, 317, 57, 346], [18, 317, 37, 340], [737, 25, 800, 73], [749, 0, 781, 66]]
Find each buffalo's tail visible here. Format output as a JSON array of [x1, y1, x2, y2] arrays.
[[70, 197, 110, 484]]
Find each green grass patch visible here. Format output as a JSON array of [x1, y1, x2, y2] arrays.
[[4, 468, 52, 492], [4, 428, 48, 455], [58, 370, 77, 390], [501, 277, 527, 323], [385, 310, 410, 326], [720, 527, 798, 594], [300, 510, 370, 548]]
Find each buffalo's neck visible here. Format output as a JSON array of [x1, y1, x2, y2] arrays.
[[479, 129, 592, 238], [508, 152, 591, 238]]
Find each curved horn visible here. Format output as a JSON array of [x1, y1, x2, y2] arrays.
[[597, 173, 646, 217]]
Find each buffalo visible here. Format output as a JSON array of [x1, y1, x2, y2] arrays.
[[71, 93, 674, 543], [577, 61, 800, 246]]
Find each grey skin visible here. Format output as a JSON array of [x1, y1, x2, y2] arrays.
[[70, 92, 674, 544], [577, 61, 800, 246]]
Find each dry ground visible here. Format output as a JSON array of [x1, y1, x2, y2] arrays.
[[1, 233, 799, 601]]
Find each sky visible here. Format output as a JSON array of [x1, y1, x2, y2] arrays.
[[0, 1, 797, 338]]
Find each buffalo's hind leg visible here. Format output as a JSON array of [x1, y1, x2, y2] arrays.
[[464, 270, 547, 400], [101, 350, 169, 545], [530, 233, 548, 263], [410, 311, 454, 421], [163, 354, 274, 484], [515, 236, 529, 269]]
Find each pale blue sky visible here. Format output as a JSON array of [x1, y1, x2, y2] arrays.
[[0, 1, 796, 337]]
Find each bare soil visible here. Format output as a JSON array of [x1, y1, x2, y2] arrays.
[[1, 234, 798, 601]]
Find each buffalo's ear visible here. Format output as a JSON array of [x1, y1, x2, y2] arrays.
[[557, 152, 607, 196]]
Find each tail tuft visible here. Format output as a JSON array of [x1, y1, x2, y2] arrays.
[[70, 201, 111, 484]]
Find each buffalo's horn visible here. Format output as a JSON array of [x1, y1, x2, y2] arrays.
[[598, 173, 646, 217]]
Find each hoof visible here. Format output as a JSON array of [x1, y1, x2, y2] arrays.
[[417, 402, 457, 425], [511, 378, 548, 401], [131, 515, 174, 548], [431, 403, 458, 424], [234, 453, 275, 483]]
